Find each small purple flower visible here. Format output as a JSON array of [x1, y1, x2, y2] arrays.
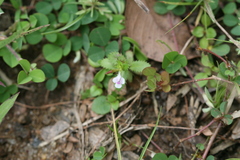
[[112, 72, 125, 88]]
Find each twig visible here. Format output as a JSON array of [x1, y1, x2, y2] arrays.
[[39, 130, 69, 147], [201, 122, 222, 160]]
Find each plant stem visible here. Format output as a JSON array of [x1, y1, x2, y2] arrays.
[[111, 108, 122, 160], [139, 108, 162, 160], [201, 122, 222, 160]]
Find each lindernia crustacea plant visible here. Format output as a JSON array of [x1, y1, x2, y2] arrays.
[[112, 72, 125, 88]]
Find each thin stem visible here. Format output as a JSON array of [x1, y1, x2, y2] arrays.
[[197, 47, 230, 68], [111, 108, 122, 160], [201, 122, 222, 160]]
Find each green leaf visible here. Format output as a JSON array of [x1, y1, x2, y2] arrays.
[[58, 11, 70, 23], [92, 96, 111, 114], [196, 143, 205, 151], [201, 13, 212, 27], [89, 27, 111, 46], [223, 14, 238, 27], [206, 28, 216, 38], [219, 101, 227, 114], [46, 78, 58, 91], [81, 9, 99, 25], [100, 58, 116, 70], [199, 37, 209, 49], [142, 67, 157, 76], [63, 40, 71, 56], [32, 13, 49, 32], [41, 63, 55, 78], [222, 2, 236, 14], [193, 72, 208, 87], [211, 108, 221, 118], [129, 61, 150, 73], [154, 2, 168, 15], [211, 44, 230, 56], [45, 32, 58, 43], [19, 59, 31, 72], [0, 47, 19, 68], [134, 46, 148, 61], [88, 46, 105, 62], [111, 100, 119, 110], [94, 69, 108, 82], [82, 33, 90, 53], [105, 41, 119, 55], [206, 155, 215, 160], [25, 31, 43, 45], [0, 92, 19, 123], [152, 153, 168, 160], [70, 36, 83, 51], [51, 0, 62, 10], [172, 5, 186, 16], [230, 25, 240, 36], [90, 85, 103, 97], [54, 33, 68, 46], [29, 69, 45, 83], [223, 114, 233, 125], [17, 70, 32, 84], [10, 0, 22, 9], [43, 44, 63, 62], [57, 63, 70, 82], [35, 1, 52, 14]]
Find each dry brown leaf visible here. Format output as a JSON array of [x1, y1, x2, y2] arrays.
[[125, 0, 197, 62]]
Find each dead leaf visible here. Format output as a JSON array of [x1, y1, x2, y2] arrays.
[[166, 94, 177, 112], [122, 134, 142, 151], [125, 0, 196, 62], [62, 142, 73, 153]]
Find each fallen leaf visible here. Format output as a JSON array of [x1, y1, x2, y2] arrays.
[[125, 0, 196, 62]]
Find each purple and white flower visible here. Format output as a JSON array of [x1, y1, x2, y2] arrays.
[[112, 72, 125, 88]]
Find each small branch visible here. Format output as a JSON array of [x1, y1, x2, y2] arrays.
[[197, 47, 230, 68], [172, 75, 233, 87], [201, 122, 222, 160]]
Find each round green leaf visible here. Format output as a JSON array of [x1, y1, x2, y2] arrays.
[[0, 47, 19, 68], [152, 153, 168, 160], [41, 63, 55, 78], [206, 27, 216, 38], [142, 67, 157, 76], [51, 0, 62, 10], [81, 10, 99, 25], [43, 44, 63, 62], [57, 63, 70, 82], [63, 40, 71, 56], [105, 41, 119, 55], [35, 1, 52, 14], [172, 5, 186, 16], [201, 13, 212, 27], [82, 33, 90, 53], [88, 46, 105, 62], [230, 25, 240, 36], [29, 69, 45, 83], [32, 13, 49, 32], [54, 33, 68, 46], [58, 11, 70, 23], [17, 70, 32, 84], [90, 85, 103, 97], [19, 59, 31, 72], [154, 2, 168, 15], [223, 14, 238, 27], [199, 37, 209, 49], [192, 26, 204, 38], [89, 27, 111, 46], [211, 44, 230, 56], [46, 78, 58, 91], [193, 72, 208, 87], [70, 36, 83, 51], [45, 32, 58, 43], [211, 108, 221, 118], [92, 96, 111, 114], [25, 31, 43, 45], [222, 2, 236, 14]]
